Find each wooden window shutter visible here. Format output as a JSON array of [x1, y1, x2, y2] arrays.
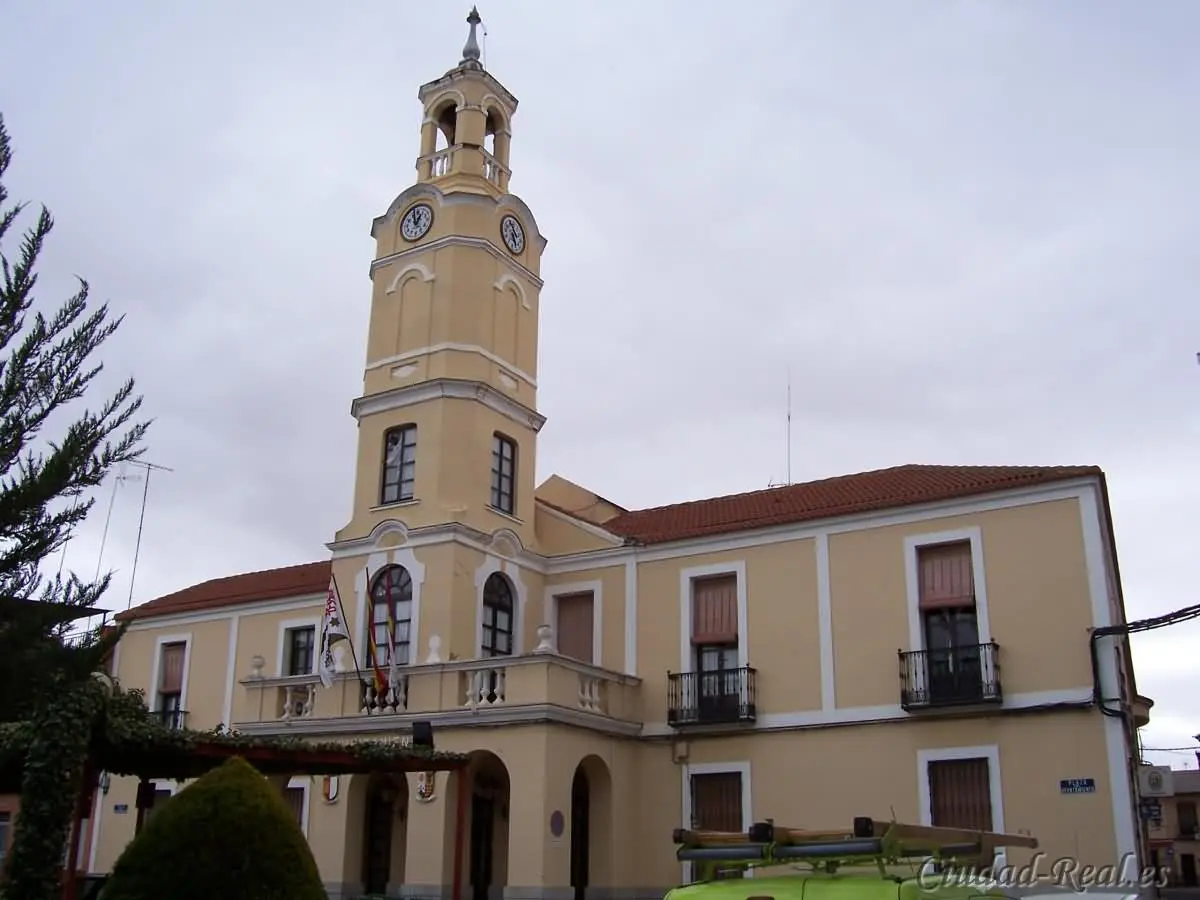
[[917, 542, 975, 611], [555, 593, 595, 664], [283, 787, 306, 829], [691, 575, 738, 645], [159, 643, 186, 694], [928, 758, 992, 831], [691, 772, 743, 832]]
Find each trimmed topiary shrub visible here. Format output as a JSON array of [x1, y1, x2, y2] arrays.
[[99, 756, 326, 900]]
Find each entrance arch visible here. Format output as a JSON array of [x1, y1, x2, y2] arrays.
[[466, 750, 511, 900], [570, 755, 613, 900], [361, 773, 409, 896]]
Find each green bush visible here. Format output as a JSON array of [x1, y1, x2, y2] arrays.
[[100, 756, 326, 900]]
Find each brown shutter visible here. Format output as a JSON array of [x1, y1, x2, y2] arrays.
[[283, 787, 306, 829], [556, 593, 595, 664], [159, 643, 186, 693], [918, 542, 975, 611], [928, 758, 992, 831], [691, 772, 743, 832], [691, 575, 738, 645]]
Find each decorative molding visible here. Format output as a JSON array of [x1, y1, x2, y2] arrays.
[[352, 547, 427, 668], [384, 263, 435, 293], [624, 560, 638, 677], [222, 614, 241, 729], [814, 534, 835, 711], [1077, 484, 1140, 880], [366, 343, 537, 389], [370, 234, 543, 289], [494, 273, 531, 310], [543, 580, 603, 667], [678, 561, 748, 673], [350, 378, 546, 435], [681, 761, 753, 883], [546, 480, 1099, 573], [639, 686, 1095, 737], [123, 594, 327, 632]]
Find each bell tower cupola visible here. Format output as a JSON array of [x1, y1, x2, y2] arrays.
[[416, 6, 515, 196], [338, 7, 547, 550]]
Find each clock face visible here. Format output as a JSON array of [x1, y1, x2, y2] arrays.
[[400, 203, 434, 242], [500, 215, 525, 255]]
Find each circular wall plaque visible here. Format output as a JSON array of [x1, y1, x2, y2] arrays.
[[549, 810, 565, 838]]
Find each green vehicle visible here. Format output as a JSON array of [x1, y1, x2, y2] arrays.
[[666, 816, 1040, 900]]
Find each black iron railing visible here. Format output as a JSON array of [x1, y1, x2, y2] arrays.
[[667, 666, 757, 727], [152, 708, 188, 730], [899, 642, 1001, 710]]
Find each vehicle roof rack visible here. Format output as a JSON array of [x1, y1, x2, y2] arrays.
[[674, 817, 1038, 879]]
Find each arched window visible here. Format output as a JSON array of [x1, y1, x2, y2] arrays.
[[369, 566, 413, 668], [481, 572, 514, 657]]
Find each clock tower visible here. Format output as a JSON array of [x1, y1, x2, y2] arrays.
[[335, 7, 547, 550]]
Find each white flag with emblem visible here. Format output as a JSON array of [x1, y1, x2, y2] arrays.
[[318, 576, 350, 688]]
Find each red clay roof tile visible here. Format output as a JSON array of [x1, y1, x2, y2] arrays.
[[602, 464, 1101, 545], [118, 464, 1099, 622]]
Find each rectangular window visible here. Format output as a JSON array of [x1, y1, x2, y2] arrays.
[[691, 575, 741, 713], [145, 789, 174, 824], [490, 433, 516, 515], [690, 772, 744, 880], [157, 642, 186, 727], [0, 811, 10, 870], [283, 786, 306, 831], [381, 425, 417, 504], [927, 757, 993, 831], [555, 592, 595, 664], [1179, 800, 1198, 837], [286, 626, 316, 676], [917, 542, 983, 704]]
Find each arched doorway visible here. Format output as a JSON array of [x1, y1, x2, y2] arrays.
[[362, 774, 408, 896], [570, 756, 613, 898], [570, 768, 590, 900], [467, 751, 511, 900]]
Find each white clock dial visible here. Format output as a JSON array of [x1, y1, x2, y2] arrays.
[[400, 203, 434, 242], [500, 215, 525, 255]]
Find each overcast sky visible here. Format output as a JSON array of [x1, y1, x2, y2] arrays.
[[2, 2, 1197, 765]]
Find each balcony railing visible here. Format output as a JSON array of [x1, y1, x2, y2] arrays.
[[236, 654, 643, 732], [667, 666, 757, 728], [898, 642, 1001, 711], [152, 708, 188, 730]]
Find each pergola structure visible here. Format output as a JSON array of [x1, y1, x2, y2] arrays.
[[0, 684, 472, 900]]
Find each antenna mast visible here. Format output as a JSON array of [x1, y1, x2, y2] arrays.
[[126, 460, 174, 610]]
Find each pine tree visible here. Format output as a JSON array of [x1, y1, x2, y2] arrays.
[[0, 111, 150, 724]]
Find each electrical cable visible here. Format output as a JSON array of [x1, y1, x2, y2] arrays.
[[1089, 600, 1200, 718]]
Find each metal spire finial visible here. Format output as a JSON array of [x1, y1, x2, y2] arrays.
[[461, 7, 483, 66]]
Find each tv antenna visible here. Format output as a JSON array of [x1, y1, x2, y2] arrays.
[[768, 372, 794, 488], [125, 460, 174, 609]]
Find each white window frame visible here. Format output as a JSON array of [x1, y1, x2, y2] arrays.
[[678, 561, 748, 673], [680, 761, 754, 883], [286, 776, 311, 839], [474, 556, 528, 658], [149, 634, 192, 715], [543, 580, 603, 666], [917, 745, 1006, 866], [357, 550, 427, 667], [903, 527, 992, 651], [276, 618, 320, 676]]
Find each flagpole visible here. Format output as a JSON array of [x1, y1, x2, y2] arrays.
[[330, 571, 367, 686]]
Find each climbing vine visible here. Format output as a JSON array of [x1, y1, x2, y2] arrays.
[[0, 676, 104, 900]]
